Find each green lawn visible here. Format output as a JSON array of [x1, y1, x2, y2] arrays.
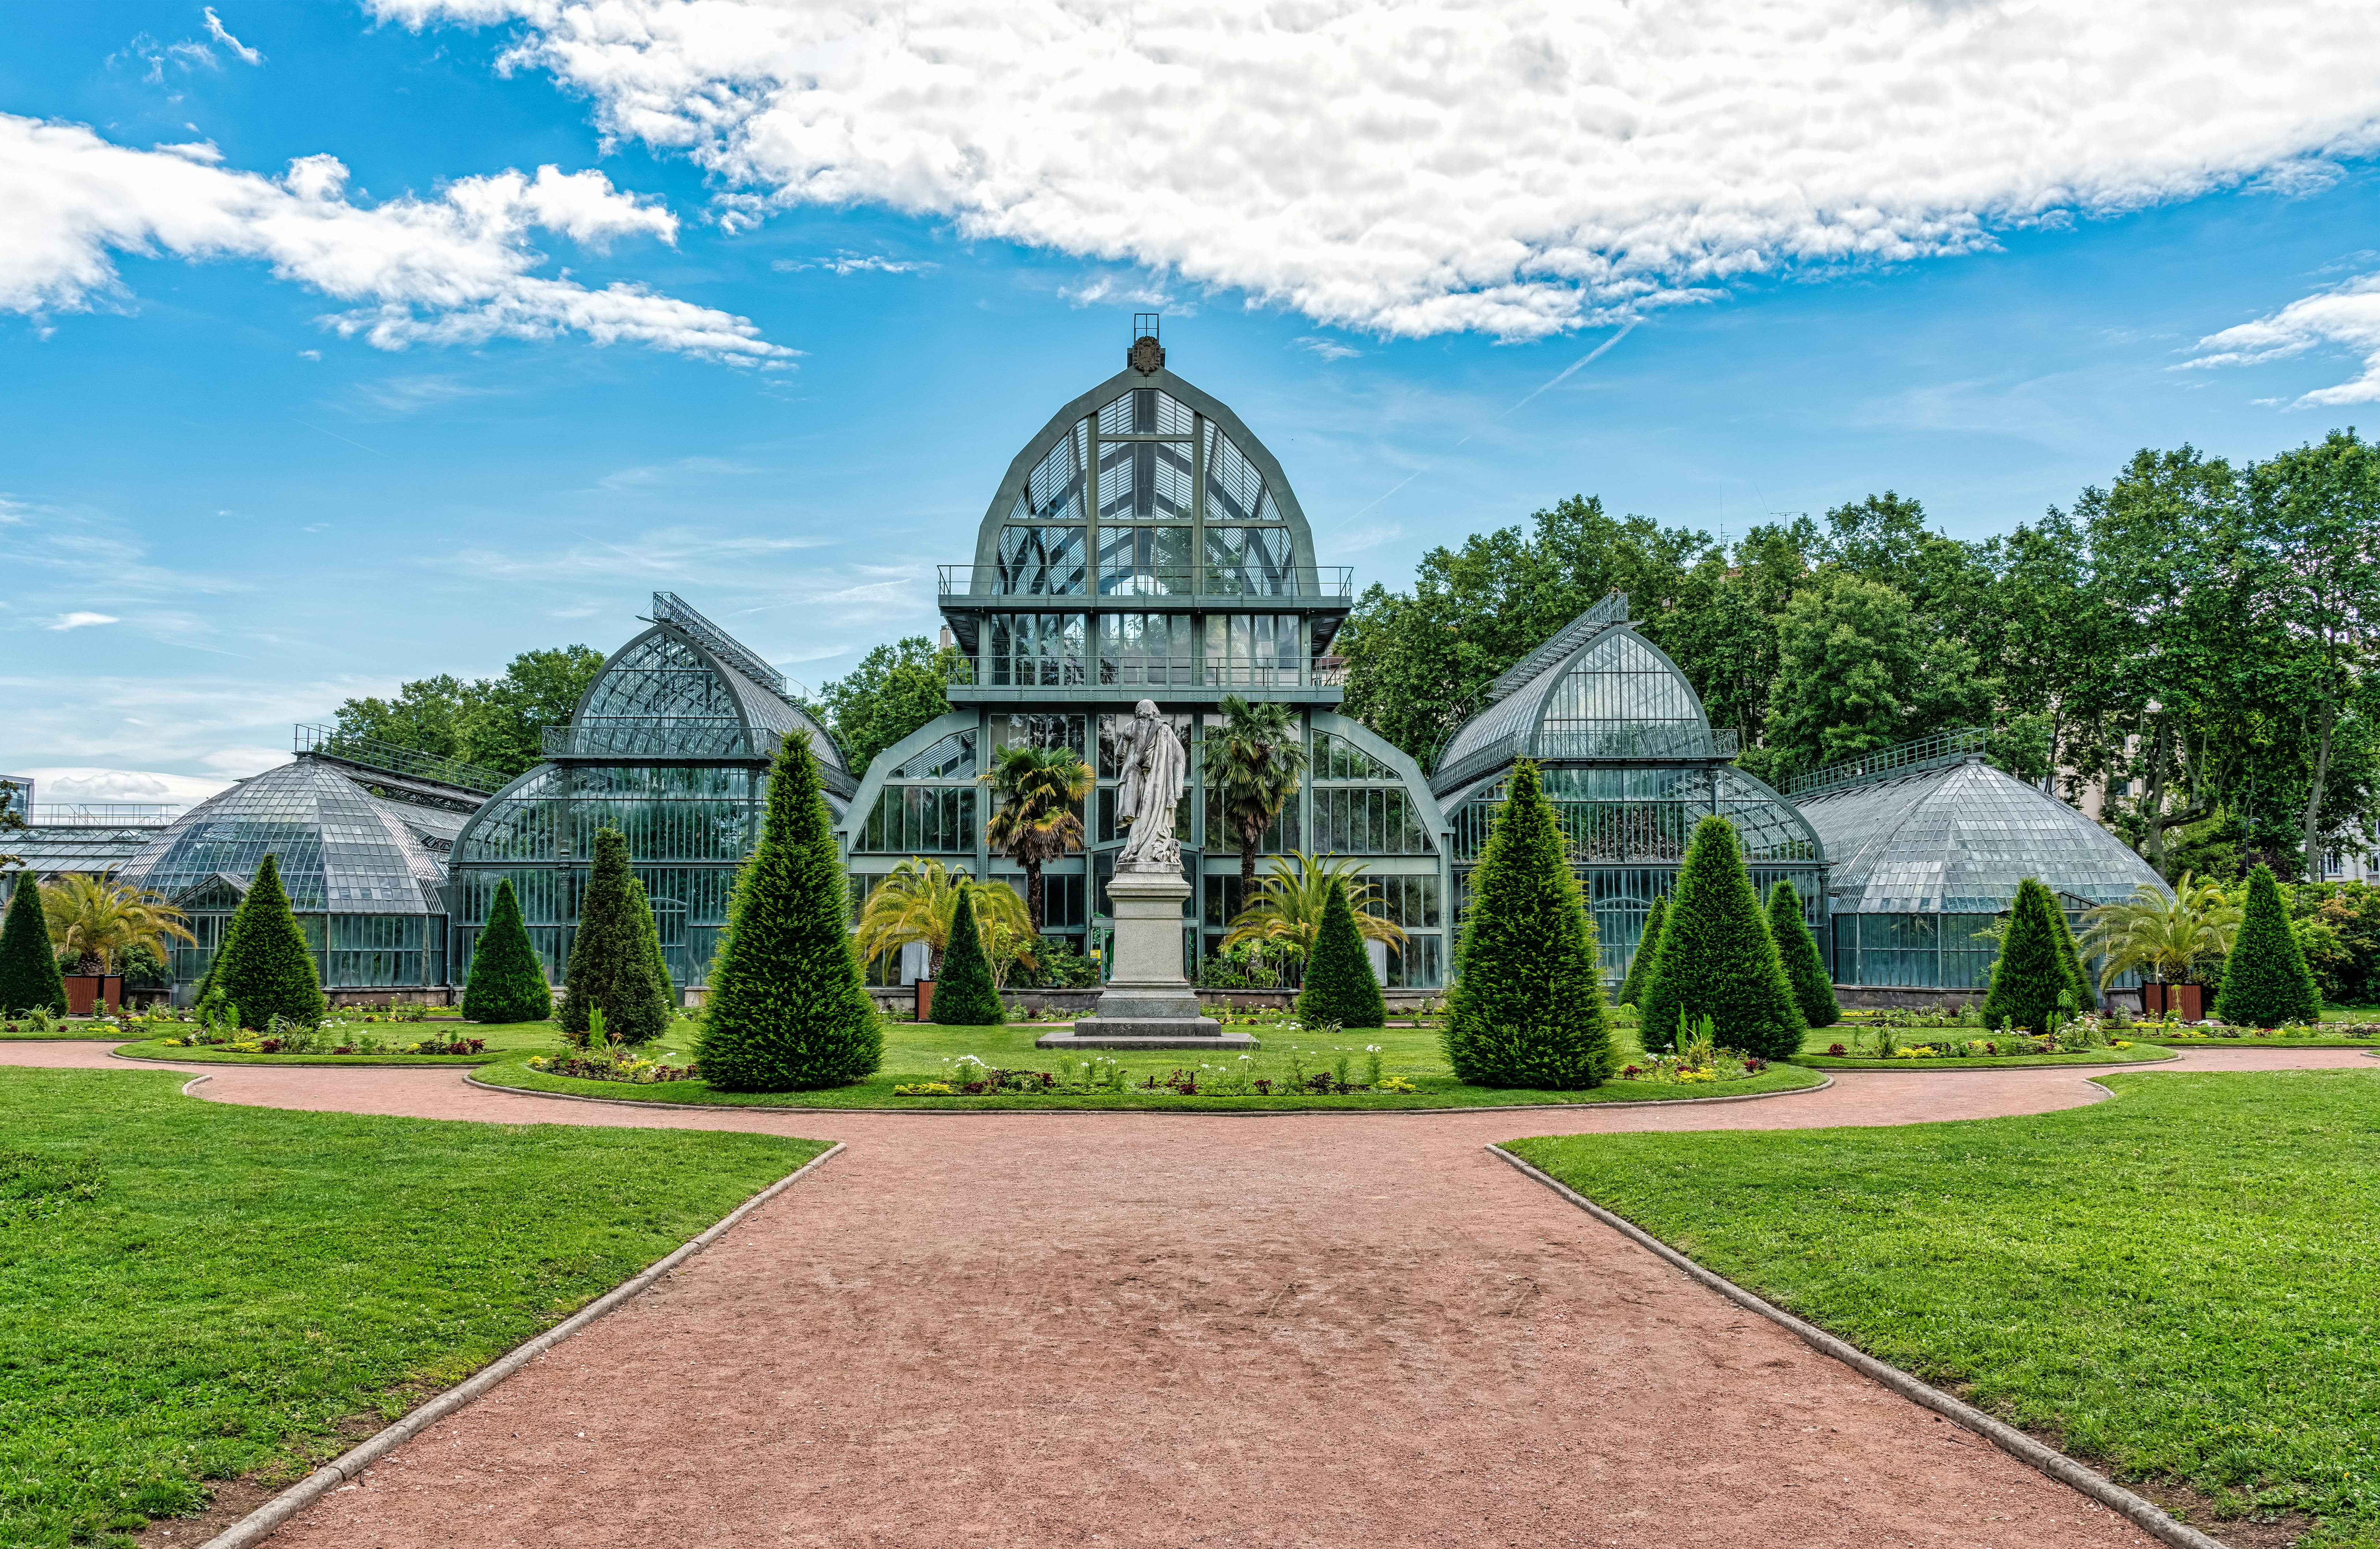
[[1505, 1069, 2380, 1547], [1792, 1044, 2179, 1070], [113, 1019, 565, 1065], [472, 1019, 1826, 1110], [0, 1066, 825, 1549]]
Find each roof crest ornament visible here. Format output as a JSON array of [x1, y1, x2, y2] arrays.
[[1128, 312, 1164, 375]]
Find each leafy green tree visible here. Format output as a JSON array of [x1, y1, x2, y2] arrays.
[[1442, 763, 1615, 1089], [1641, 817, 1805, 1060], [461, 877, 552, 1024], [1208, 695, 1311, 887], [803, 636, 956, 772], [1766, 880, 1839, 1028], [2213, 863, 2323, 1026], [1297, 879, 1386, 1029], [1763, 570, 1988, 784], [1983, 878, 2074, 1033], [332, 645, 606, 779], [0, 876, 67, 1015], [700, 733, 882, 1090], [981, 743, 1090, 931], [559, 827, 673, 1046], [930, 886, 1004, 1025], [1616, 894, 1667, 1011], [207, 854, 327, 1029]]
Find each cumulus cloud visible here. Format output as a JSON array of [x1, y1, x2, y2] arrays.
[[0, 114, 792, 362], [373, 0, 2380, 339], [2183, 274, 2380, 405]]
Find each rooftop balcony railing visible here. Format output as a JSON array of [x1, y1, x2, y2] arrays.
[[1788, 727, 1987, 798], [1430, 725, 1742, 797], [27, 804, 177, 827], [295, 723, 507, 795], [937, 565, 1354, 601], [942, 654, 1349, 692]]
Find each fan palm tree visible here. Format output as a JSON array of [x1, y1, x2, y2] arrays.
[[39, 872, 196, 975], [2079, 870, 2240, 989], [1223, 851, 1405, 957], [854, 858, 1034, 977], [979, 743, 1091, 932], [1209, 694, 1310, 890]]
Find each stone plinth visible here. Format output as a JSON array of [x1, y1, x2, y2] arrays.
[[1069, 865, 1223, 1043]]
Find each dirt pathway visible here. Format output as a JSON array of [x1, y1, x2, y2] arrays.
[[12, 1043, 2369, 1549]]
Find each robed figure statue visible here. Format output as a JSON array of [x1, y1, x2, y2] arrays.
[[1115, 699, 1187, 872]]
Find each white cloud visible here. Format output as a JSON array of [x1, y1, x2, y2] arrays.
[[0, 114, 792, 363], [203, 8, 264, 66], [376, 0, 2380, 339], [46, 612, 120, 631], [296, 348, 320, 360], [770, 252, 930, 275], [1294, 336, 1360, 362], [2183, 273, 2380, 405], [8, 766, 235, 810]]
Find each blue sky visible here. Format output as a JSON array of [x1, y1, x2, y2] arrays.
[[9, 1, 2380, 806]]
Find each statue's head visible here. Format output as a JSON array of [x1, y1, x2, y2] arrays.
[[1134, 698, 1159, 720]]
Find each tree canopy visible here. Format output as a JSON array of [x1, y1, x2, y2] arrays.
[[332, 645, 606, 779], [800, 635, 958, 773]]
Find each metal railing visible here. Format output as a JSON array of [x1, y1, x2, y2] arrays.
[[943, 654, 1347, 691], [1787, 727, 1987, 798], [1429, 724, 1740, 797], [1484, 590, 1630, 704], [295, 724, 508, 795], [543, 718, 748, 757], [937, 565, 1354, 600], [651, 591, 786, 694], [27, 804, 177, 827]]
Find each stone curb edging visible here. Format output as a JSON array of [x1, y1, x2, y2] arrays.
[[461, 1068, 1833, 1117], [1485, 1143, 2230, 1549], [1793, 1051, 2183, 1073], [114, 1048, 498, 1069], [194, 1140, 847, 1549]]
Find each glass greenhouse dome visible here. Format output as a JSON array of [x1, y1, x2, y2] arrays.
[[114, 738, 491, 999], [1790, 731, 2172, 990], [1431, 593, 1825, 984], [446, 593, 853, 994]]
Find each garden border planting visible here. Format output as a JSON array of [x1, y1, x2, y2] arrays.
[[112, 1044, 502, 1068], [463, 1066, 1832, 1115], [1793, 1049, 2180, 1071], [193, 1140, 846, 1549], [1485, 1138, 2227, 1549]]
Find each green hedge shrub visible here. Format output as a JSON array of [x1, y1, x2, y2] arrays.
[[1296, 878, 1386, 1029], [1641, 816, 1804, 1061], [1617, 894, 1666, 1013], [931, 886, 1004, 1026], [1766, 880, 1840, 1028], [2214, 863, 2322, 1027], [1983, 877, 2071, 1033], [558, 827, 673, 1046], [461, 877, 552, 1024], [208, 854, 327, 1030], [0, 877, 67, 1016]]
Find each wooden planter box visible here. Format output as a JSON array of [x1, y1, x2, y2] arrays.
[[914, 978, 936, 1022], [2141, 982, 2207, 1021], [62, 974, 123, 1016]]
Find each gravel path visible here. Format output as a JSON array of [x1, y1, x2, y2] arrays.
[[12, 1042, 2369, 1549]]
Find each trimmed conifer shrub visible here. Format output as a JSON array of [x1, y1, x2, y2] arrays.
[[1297, 877, 1387, 1029], [2048, 895, 2097, 1011], [700, 733, 883, 1090], [1766, 879, 1840, 1028], [461, 877, 553, 1024], [1617, 894, 1667, 1012], [2213, 863, 2322, 1027], [1442, 762, 1616, 1089], [559, 827, 673, 1046], [0, 875, 67, 1016], [1640, 816, 1805, 1061], [931, 886, 1004, 1025], [1982, 877, 2072, 1033], [208, 853, 327, 1029], [629, 876, 679, 1019]]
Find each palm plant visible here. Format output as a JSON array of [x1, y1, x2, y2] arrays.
[[854, 858, 1034, 977], [1208, 695, 1311, 889], [1223, 850, 1405, 958], [39, 872, 196, 975], [2079, 870, 2240, 989], [979, 743, 1091, 932]]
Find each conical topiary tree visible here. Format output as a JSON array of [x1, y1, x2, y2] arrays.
[[461, 877, 553, 1024], [0, 875, 67, 1016], [1616, 894, 1667, 1013], [1983, 877, 2072, 1033], [208, 853, 326, 1029], [1641, 816, 1805, 1061], [559, 827, 673, 1046], [629, 876, 679, 1022], [700, 732, 884, 1090], [1297, 877, 1387, 1029], [2047, 894, 2097, 1013], [2213, 863, 2321, 1027], [1442, 762, 1616, 1089], [1766, 879, 1840, 1028], [930, 885, 1003, 1025]]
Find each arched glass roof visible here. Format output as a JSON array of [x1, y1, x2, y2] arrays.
[[553, 623, 846, 780], [115, 757, 460, 915], [1433, 620, 1724, 796], [1798, 757, 2170, 914]]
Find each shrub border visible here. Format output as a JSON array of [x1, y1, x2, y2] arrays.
[[462, 1066, 1832, 1115], [1485, 1133, 2228, 1549], [191, 1124, 845, 1549], [112, 1045, 500, 1068], [1791, 1050, 2182, 1071]]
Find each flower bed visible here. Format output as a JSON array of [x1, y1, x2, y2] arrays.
[[523, 1052, 699, 1085], [160, 1030, 486, 1056], [2146, 1019, 2378, 1041]]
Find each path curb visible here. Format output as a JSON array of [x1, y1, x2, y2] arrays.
[[116, 1049, 498, 1068], [1793, 1051, 2182, 1072], [194, 1140, 846, 1549], [461, 1068, 1834, 1117], [1486, 1143, 2230, 1549]]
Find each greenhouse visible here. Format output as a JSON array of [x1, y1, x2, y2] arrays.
[[1429, 592, 1827, 984], [1789, 731, 2171, 990], [842, 321, 1454, 987], [112, 730, 498, 1000], [445, 593, 854, 995]]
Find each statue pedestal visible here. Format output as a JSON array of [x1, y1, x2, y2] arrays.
[[1039, 867, 1249, 1050]]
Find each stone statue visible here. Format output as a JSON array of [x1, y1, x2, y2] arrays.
[[1114, 699, 1186, 872]]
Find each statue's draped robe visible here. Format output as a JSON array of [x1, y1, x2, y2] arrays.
[[1116, 716, 1187, 868]]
